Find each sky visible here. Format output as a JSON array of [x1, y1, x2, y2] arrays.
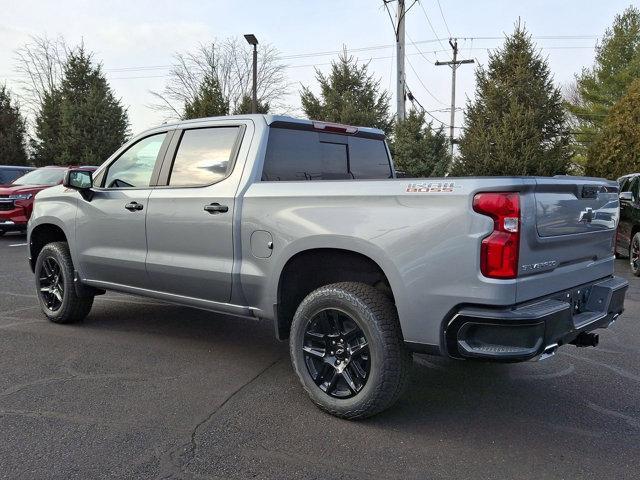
[[0, 0, 634, 137]]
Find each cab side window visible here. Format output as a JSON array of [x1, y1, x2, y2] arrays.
[[103, 133, 167, 188]]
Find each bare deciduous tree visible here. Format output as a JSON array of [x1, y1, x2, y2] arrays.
[[151, 37, 289, 120], [14, 35, 68, 117]]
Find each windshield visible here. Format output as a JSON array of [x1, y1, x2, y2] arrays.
[[12, 168, 65, 186]]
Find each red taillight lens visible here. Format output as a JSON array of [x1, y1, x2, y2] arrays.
[[473, 192, 520, 279]]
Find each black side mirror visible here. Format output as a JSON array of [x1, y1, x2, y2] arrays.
[[63, 169, 94, 200], [620, 191, 633, 204]]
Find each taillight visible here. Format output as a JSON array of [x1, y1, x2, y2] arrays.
[[473, 192, 520, 279]]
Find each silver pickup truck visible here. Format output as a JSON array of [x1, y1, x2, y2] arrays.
[[28, 114, 628, 419]]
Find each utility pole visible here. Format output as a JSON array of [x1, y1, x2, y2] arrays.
[[395, 0, 406, 121], [435, 39, 473, 155]]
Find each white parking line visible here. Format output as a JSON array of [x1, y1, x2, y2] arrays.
[[8, 243, 27, 247]]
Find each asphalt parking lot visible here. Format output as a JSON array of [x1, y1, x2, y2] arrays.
[[1, 232, 639, 480]]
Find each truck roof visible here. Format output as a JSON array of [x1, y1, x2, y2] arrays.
[[159, 114, 386, 138]]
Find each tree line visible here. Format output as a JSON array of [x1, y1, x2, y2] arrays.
[[0, 5, 638, 181]]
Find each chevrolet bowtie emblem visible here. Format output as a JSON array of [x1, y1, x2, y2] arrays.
[[578, 207, 594, 223]]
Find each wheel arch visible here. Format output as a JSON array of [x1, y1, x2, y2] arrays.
[[270, 237, 406, 340], [29, 222, 69, 272]]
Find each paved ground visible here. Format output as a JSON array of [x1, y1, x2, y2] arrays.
[[0, 232, 639, 479]]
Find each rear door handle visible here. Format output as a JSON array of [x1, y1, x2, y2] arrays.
[[125, 201, 144, 211], [204, 203, 229, 214]]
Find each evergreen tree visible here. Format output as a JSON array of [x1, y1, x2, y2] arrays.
[[0, 85, 28, 165], [300, 52, 392, 133], [452, 23, 570, 176], [586, 78, 640, 179], [32, 46, 129, 166], [184, 74, 229, 119], [390, 110, 450, 177], [567, 6, 640, 170], [233, 94, 270, 115], [32, 89, 62, 167]]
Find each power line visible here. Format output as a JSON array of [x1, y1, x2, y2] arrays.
[[405, 54, 448, 106], [435, 0, 452, 38], [406, 31, 437, 64], [0, 43, 598, 81], [1, 35, 606, 80], [418, 1, 448, 52], [85, 36, 610, 73], [405, 85, 449, 126]]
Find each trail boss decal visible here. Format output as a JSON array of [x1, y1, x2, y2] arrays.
[[406, 181, 462, 193]]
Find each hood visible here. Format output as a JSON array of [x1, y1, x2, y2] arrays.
[[0, 184, 48, 197]]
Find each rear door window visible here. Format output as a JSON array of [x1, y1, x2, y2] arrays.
[[262, 128, 391, 181], [168, 127, 240, 187]]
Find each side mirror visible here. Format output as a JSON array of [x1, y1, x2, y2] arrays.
[[620, 191, 633, 204], [63, 169, 94, 200]]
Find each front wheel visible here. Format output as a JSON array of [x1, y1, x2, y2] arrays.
[[289, 282, 411, 419], [35, 241, 94, 323], [630, 233, 640, 277]]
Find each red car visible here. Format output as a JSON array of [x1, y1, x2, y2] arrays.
[[0, 165, 96, 236]]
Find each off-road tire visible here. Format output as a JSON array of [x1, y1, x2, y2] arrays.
[[35, 241, 94, 323], [630, 233, 640, 277], [290, 282, 411, 420]]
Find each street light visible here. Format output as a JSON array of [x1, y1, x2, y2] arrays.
[[244, 34, 259, 114]]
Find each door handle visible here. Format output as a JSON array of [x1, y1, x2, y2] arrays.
[[125, 201, 144, 211], [204, 203, 229, 214]]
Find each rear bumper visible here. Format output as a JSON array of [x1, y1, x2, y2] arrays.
[[445, 275, 628, 361]]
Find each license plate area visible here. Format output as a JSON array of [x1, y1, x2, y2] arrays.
[[552, 286, 592, 315]]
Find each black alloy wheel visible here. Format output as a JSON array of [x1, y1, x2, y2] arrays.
[[38, 256, 64, 312], [290, 282, 411, 419], [302, 308, 370, 399]]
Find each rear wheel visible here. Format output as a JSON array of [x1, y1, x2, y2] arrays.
[[0, 230, 5, 237], [630, 233, 640, 277], [290, 282, 411, 419], [35, 241, 94, 323]]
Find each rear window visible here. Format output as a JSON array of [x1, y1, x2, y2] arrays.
[[261, 128, 392, 181]]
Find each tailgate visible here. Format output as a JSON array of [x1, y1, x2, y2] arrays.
[[517, 177, 619, 302], [535, 178, 619, 237]]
